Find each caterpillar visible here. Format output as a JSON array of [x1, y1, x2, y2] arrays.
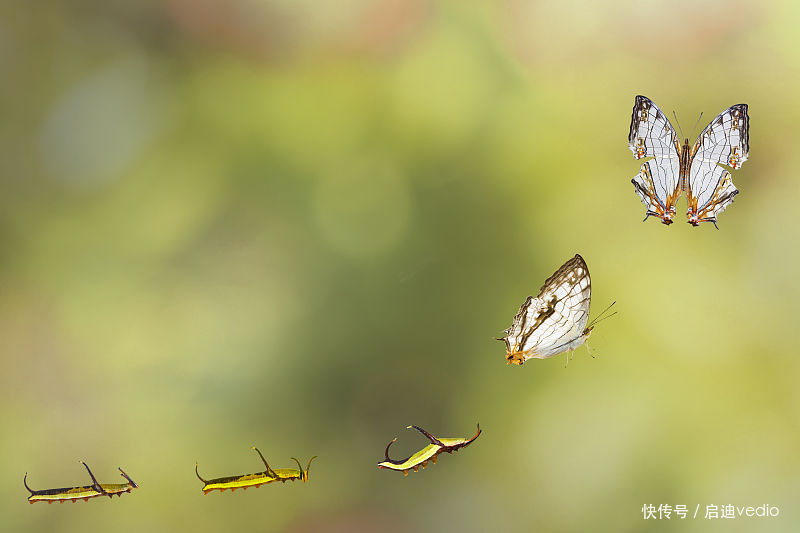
[[195, 446, 316, 494], [377, 423, 481, 475], [24, 462, 138, 504]]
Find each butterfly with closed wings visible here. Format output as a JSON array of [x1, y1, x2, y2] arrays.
[[628, 95, 749, 227], [499, 254, 615, 366]]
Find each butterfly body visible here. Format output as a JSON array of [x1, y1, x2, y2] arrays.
[[628, 95, 748, 227], [679, 138, 691, 194]]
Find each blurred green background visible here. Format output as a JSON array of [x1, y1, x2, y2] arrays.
[[3, 1, 799, 531]]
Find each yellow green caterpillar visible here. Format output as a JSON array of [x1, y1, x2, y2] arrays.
[[195, 447, 316, 494], [24, 462, 138, 504], [378, 423, 481, 475]]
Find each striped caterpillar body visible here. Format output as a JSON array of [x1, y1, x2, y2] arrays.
[[377, 424, 481, 475], [195, 447, 316, 494], [24, 462, 138, 504]]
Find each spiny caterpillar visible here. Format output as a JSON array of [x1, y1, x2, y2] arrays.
[[195, 446, 316, 494], [377, 424, 481, 475], [24, 462, 138, 504]]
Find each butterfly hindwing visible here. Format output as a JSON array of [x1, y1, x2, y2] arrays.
[[631, 158, 681, 224], [501, 255, 591, 365]]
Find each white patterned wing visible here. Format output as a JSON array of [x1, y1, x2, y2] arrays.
[[628, 96, 682, 224], [685, 162, 738, 227], [628, 95, 681, 161], [632, 158, 681, 224], [686, 104, 748, 226], [500, 255, 591, 365], [691, 104, 749, 168]]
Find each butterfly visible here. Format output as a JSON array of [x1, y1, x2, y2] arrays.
[[628, 95, 749, 227], [499, 254, 614, 366]]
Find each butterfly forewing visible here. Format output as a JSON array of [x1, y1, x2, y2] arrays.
[[628, 96, 682, 224], [501, 255, 591, 364], [686, 104, 748, 226], [628, 95, 681, 161], [691, 104, 749, 168]]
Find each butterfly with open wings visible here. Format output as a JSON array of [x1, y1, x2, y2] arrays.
[[628, 95, 749, 228], [499, 254, 614, 366]]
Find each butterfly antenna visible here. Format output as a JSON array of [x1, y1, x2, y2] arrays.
[[588, 301, 617, 328], [672, 110, 684, 139], [588, 311, 618, 329], [690, 111, 704, 140]]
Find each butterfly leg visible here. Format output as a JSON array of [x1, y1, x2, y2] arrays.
[[564, 351, 571, 369], [585, 340, 596, 359]]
